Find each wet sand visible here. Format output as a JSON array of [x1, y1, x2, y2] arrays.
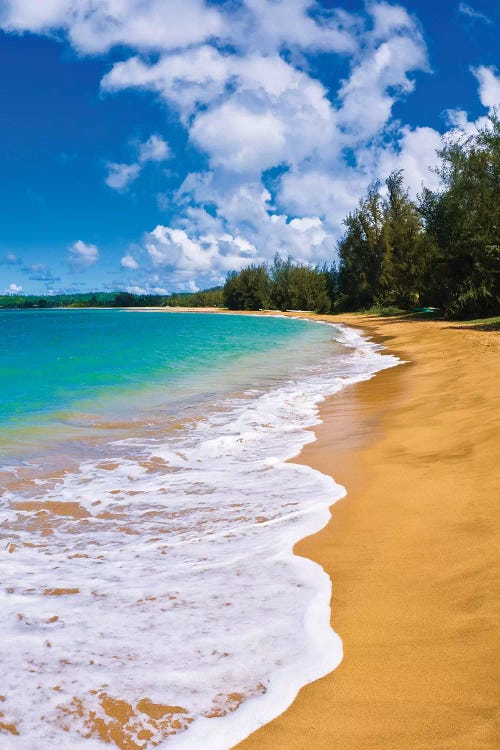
[[236, 314, 500, 750]]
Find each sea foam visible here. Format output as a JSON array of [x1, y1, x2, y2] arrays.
[[1, 322, 399, 749]]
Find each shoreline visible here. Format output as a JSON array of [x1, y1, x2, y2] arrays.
[[235, 313, 499, 749], [3, 309, 498, 747], [123, 307, 499, 746], [1, 309, 396, 748]]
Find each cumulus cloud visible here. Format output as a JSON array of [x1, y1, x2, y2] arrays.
[[120, 254, 139, 270], [138, 134, 170, 163], [105, 162, 141, 191], [337, 15, 428, 141], [0, 0, 222, 54], [279, 170, 367, 225], [2, 1, 494, 291], [68, 240, 99, 270], [142, 223, 260, 289], [191, 105, 287, 174], [105, 134, 170, 191], [471, 66, 500, 109], [5, 282, 23, 294], [125, 284, 169, 295], [98, 2, 431, 281]]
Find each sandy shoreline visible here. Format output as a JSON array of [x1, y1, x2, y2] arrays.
[[4, 309, 498, 747], [131, 307, 499, 747], [230, 313, 499, 750]]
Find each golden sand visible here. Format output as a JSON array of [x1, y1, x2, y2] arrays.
[[236, 315, 499, 750]]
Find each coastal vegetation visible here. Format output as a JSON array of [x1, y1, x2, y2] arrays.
[[0, 288, 223, 310], [224, 115, 499, 319]]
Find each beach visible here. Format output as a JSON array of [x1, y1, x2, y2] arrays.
[[2, 310, 498, 748], [235, 314, 499, 750]]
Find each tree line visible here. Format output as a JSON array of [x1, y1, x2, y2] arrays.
[[223, 115, 499, 319], [0, 289, 223, 310]]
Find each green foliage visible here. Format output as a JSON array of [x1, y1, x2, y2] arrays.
[[0, 292, 117, 309], [112, 292, 165, 307], [337, 183, 385, 310], [269, 254, 331, 311], [163, 287, 223, 307], [337, 173, 425, 311], [0, 288, 224, 310], [336, 116, 499, 319], [452, 315, 500, 330], [418, 114, 500, 318], [222, 257, 335, 313], [365, 305, 408, 317], [378, 170, 424, 308], [223, 265, 271, 310]]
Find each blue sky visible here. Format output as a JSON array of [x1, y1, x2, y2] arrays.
[[0, 0, 498, 295]]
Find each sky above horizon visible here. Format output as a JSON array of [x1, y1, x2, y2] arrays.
[[0, 0, 498, 296]]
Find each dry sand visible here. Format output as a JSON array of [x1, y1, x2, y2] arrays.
[[235, 314, 500, 750]]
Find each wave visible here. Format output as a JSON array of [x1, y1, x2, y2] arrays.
[[1, 322, 400, 749]]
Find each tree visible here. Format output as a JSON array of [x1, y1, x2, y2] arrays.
[[337, 183, 385, 310], [270, 254, 293, 310], [419, 113, 500, 317], [378, 170, 424, 308], [223, 265, 270, 310]]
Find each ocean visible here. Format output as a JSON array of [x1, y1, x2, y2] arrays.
[[0, 309, 399, 749]]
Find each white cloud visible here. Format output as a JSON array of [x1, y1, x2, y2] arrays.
[[279, 170, 366, 225], [138, 134, 170, 163], [5, 282, 23, 294], [103, 51, 336, 159], [370, 1, 418, 38], [458, 3, 492, 24], [75, 0, 431, 261], [378, 126, 443, 195], [338, 28, 428, 141], [471, 66, 500, 109], [105, 162, 141, 191], [143, 223, 261, 289], [68, 240, 99, 270], [0, 0, 222, 54], [102, 47, 231, 122], [125, 284, 169, 295], [5, 1, 488, 291], [191, 104, 287, 173], [105, 134, 170, 191], [120, 254, 139, 270], [147, 226, 215, 274], [230, 0, 359, 55], [139, 179, 335, 289]]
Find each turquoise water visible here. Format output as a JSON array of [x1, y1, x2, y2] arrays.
[[0, 309, 400, 749], [0, 309, 335, 455]]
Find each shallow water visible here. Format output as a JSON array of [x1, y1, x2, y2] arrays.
[[0, 311, 399, 748]]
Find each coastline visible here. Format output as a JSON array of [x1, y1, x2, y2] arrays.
[[65, 307, 500, 747], [234, 313, 499, 750], [3, 309, 498, 747], [1, 309, 396, 748]]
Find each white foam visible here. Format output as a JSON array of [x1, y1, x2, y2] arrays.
[[0, 323, 400, 749]]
